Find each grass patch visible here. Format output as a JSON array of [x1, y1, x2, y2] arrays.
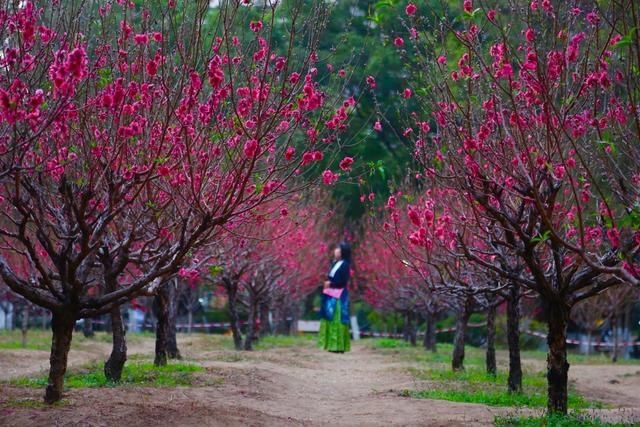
[[371, 339, 603, 410], [369, 338, 413, 349], [4, 397, 70, 408], [253, 334, 315, 350], [412, 388, 593, 409], [495, 413, 631, 426], [0, 329, 157, 351], [10, 360, 204, 388], [407, 366, 599, 409]]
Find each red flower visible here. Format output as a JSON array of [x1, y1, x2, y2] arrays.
[[249, 21, 263, 32], [243, 139, 259, 158], [322, 170, 339, 185], [339, 157, 354, 171], [394, 37, 405, 47], [405, 3, 417, 15], [373, 121, 382, 132], [403, 88, 412, 99]]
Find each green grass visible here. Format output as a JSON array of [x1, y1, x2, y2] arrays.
[[253, 334, 315, 350], [10, 360, 204, 388], [411, 388, 593, 409], [369, 339, 603, 410], [495, 413, 632, 426], [0, 329, 156, 351]]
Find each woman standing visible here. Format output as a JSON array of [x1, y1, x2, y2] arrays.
[[318, 242, 351, 353]]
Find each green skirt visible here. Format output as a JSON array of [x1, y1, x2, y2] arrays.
[[318, 299, 351, 352]]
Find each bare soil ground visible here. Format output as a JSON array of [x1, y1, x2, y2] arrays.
[[1, 335, 640, 426]]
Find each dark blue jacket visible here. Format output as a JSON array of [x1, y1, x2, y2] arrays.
[[320, 260, 351, 325], [328, 260, 350, 289]]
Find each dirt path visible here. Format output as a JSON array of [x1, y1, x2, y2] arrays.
[[2, 337, 640, 426]]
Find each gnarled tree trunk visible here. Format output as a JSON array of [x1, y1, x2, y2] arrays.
[[105, 306, 127, 381], [507, 283, 522, 393], [452, 304, 471, 371], [423, 311, 437, 352], [611, 313, 619, 363], [404, 310, 416, 346], [167, 282, 181, 360], [83, 316, 94, 338], [486, 301, 497, 376], [45, 311, 76, 404], [547, 301, 570, 414], [154, 282, 171, 366], [226, 280, 243, 350], [259, 302, 271, 338], [21, 304, 29, 348], [244, 299, 258, 351]]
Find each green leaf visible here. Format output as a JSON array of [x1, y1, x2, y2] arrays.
[[208, 265, 223, 277]]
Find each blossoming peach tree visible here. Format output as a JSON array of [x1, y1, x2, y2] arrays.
[[391, 0, 640, 414], [0, 0, 354, 403]]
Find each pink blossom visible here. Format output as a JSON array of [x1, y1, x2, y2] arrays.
[[243, 139, 259, 158], [525, 28, 535, 42], [606, 228, 620, 248], [437, 55, 447, 65], [486, 9, 496, 21], [387, 195, 396, 209], [405, 3, 417, 16], [249, 21, 263, 32], [339, 157, 354, 171], [322, 170, 339, 185], [394, 37, 405, 48], [373, 121, 382, 132], [403, 88, 412, 99], [133, 33, 149, 45], [366, 75, 377, 89], [463, 0, 473, 13], [285, 146, 295, 161]]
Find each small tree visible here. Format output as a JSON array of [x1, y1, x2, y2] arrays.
[[0, 0, 353, 402]]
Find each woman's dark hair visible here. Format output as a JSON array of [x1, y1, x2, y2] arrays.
[[339, 241, 351, 262]]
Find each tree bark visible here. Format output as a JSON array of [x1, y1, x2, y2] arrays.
[[452, 304, 471, 371], [423, 311, 437, 352], [611, 313, 619, 363], [547, 301, 570, 415], [486, 302, 497, 376], [187, 310, 193, 334], [244, 300, 257, 351], [104, 306, 127, 382], [44, 311, 75, 404], [21, 304, 29, 349], [227, 281, 243, 350], [166, 282, 181, 360], [154, 283, 170, 366], [507, 284, 523, 393], [83, 317, 94, 338], [258, 302, 270, 338]]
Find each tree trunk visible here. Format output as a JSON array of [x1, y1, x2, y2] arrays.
[[21, 304, 29, 349], [452, 305, 471, 371], [486, 302, 497, 376], [244, 300, 257, 351], [507, 284, 522, 393], [166, 282, 181, 360], [611, 314, 619, 363], [547, 301, 570, 415], [259, 303, 270, 338], [423, 311, 437, 352], [104, 306, 127, 382], [187, 310, 193, 334], [44, 311, 75, 404], [407, 311, 417, 346], [83, 317, 94, 338], [227, 282, 243, 350], [154, 283, 170, 366]]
